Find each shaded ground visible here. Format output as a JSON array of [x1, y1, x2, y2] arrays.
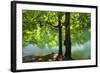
[[23, 53, 64, 63]]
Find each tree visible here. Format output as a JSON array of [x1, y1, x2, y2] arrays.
[[22, 10, 91, 61], [57, 13, 63, 60], [64, 12, 72, 60]]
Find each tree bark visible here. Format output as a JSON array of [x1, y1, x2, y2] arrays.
[[64, 12, 72, 60], [57, 14, 63, 60], [58, 15, 62, 55]]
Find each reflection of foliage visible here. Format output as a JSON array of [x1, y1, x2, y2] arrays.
[[22, 10, 91, 49]]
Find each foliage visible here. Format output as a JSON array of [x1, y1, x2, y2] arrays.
[[22, 10, 91, 49]]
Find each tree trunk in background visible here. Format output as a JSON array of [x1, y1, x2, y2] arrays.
[[64, 12, 72, 60]]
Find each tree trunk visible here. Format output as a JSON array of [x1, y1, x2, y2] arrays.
[[57, 14, 63, 60], [64, 12, 72, 60]]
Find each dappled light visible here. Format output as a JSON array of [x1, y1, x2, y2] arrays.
[[22, 10, 91, 63]]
